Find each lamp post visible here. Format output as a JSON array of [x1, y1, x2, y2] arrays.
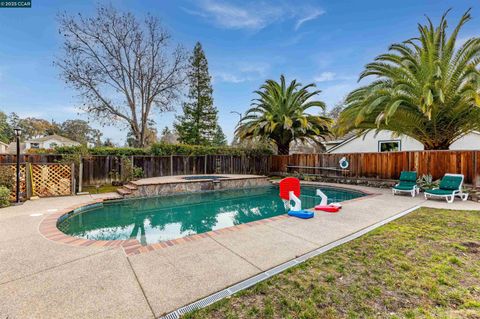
[[14, 127, 21, 203], [230, 111, 242, 123]]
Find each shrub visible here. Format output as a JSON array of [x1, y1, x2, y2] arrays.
[[28, 143, 273, 157], [133, 166, 144, 179], [417, 174, 439, 190], [0, 186, 10, 208], [149, 143, 273, 156], [120, 157, 144, 182], [54, 146, 148, 156], [0, 166, 14, 190]]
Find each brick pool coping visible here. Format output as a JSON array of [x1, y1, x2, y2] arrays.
[[38, 183, 380, 257]]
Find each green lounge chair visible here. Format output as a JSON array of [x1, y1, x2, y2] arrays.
[[424, 173, 469, 203], [392, 171, 419, 197]]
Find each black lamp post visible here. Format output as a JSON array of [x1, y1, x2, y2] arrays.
[[14, 127, 21, 203], [230, 111, 242, 122]]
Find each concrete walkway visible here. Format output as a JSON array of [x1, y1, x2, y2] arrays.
[[0, 184, 478, 318]]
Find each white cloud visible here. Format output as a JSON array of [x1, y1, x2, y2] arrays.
[[238, 62, 270, 76], [320, 83, 357, 108], [213, 72, 247, 83], [185, 0, 325, 31], [314, 71, 357, 83], [294, 9, 324, 30], [314, 72, 336, 82], [213, 60, 271, 83]]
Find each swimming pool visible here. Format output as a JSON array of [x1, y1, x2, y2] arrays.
[[58, 185, 365, 245]]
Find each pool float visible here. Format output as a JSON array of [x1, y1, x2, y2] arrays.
[[279, 177, 315, 219], [288, 210, 314, 219], [314, 189, 342, 213], [314, 204, 341, 213]]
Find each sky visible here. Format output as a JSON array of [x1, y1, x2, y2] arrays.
[[1, 0, 479, 145]]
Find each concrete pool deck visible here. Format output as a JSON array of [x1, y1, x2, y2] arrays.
[[0, 183, 479, 318]]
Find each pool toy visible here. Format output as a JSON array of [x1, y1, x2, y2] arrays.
[[339, 157, 349, 169], [314, 189, 342, 213], [287, 210, 314, 219], [279, 177, 314, 219]]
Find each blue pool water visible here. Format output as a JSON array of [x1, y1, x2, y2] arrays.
[[58, 185, 365, 245]]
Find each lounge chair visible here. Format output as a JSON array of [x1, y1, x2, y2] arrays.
[[424, 173, 469, 203], [392, 171, 419, 197]]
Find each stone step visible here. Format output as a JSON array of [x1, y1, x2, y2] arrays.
[[124, 184, 138, 191], [117, 188, 132, 196]]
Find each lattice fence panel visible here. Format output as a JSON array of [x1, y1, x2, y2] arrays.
[[31, 164, 72, 197]]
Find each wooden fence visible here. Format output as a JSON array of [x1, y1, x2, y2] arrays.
[[271, 150, 480, 187], [0, 154, 271, 186], [2, 150, 479, 190], [82, 155, 270, 185]]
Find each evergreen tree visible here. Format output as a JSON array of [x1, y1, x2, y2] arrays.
[[211, 125, 227, 146], [175, 42, 221, 145]]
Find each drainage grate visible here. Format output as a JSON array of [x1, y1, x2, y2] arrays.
[[227, 273, 269, 294], [265, 260, 298, 277], [177, 289, 230, 315], [158, 311, 179, 319], [161, 205, 420, 318], [295, 249, 323, 262]]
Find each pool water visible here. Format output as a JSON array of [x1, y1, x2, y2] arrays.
[[58, 186, 365, 245]]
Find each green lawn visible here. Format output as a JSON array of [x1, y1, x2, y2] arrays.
[[186, 208, 480, 319], [82, 185, 119, 194]]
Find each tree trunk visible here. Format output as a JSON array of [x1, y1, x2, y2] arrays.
[[424, 141, 451, 150], [277, 141, 290, 155]]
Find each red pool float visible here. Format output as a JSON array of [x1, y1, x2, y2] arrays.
[[314, 205, 340, 213]]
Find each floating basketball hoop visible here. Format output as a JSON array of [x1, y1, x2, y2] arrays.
[[278, 177, 314, 219]]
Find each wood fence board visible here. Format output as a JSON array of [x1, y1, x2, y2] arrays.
[[1, 150, 479, 188], [271, 150, 480, 186]]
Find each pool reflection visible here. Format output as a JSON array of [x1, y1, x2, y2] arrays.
[[58, 186, 364, 245]]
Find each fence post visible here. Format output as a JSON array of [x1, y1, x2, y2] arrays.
[[474, 151, 478, 188], [204, 155, 207, 174], [71, 163, 75, 195], [78, 157, 83, 193], [25, 163, 32, 199], [170, 155, 174, 176]]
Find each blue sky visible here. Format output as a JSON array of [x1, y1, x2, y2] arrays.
[[0, 0, 479, 144]]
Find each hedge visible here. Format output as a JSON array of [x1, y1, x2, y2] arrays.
[[149, 143, 273, 156], [0, 186, 10, 208], [27, 143, 273, 157]]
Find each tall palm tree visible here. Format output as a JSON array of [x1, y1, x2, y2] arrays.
[[337, 10, 480, 150], [236, 75, 331, 155]]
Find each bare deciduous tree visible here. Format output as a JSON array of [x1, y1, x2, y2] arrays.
[[56, 5, 186, 147]]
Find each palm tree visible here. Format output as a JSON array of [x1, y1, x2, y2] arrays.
[[236, 75, 331, 155], [337, 10, 480, 150]]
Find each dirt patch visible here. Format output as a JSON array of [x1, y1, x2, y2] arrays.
[[462, 242, 480, 253]]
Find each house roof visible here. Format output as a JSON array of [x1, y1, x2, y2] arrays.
[[0, 141, 8, 147], [322, 131, 357, 145], [6, 142, 26, 154], [324, 130, 480, 153], [25, 134, 79, 144]]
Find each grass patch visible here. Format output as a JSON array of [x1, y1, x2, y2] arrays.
[[185, 208, 480, 319], [82, 185, 119, 194]]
